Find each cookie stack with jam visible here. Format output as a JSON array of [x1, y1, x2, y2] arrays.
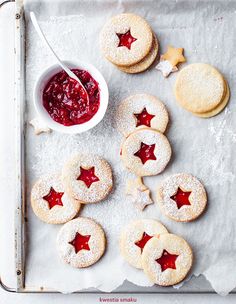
[[99, 13, 158, 74]]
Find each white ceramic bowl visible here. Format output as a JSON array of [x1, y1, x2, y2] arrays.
[[33, 60, 109, 134]]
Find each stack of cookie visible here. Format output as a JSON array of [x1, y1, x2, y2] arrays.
[[120, 219, 193, 286], [116, 93, 172, 177], [174, 63, 230, 118], [99, 13, 158, 74]]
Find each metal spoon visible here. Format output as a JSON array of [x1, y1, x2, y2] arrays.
[[30, 12, 89, 102]]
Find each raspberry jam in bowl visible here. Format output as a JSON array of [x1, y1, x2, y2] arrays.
[[34, 61, 109, 134]]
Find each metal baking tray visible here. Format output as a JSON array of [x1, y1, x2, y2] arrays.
[[0, 0, 234, 294]]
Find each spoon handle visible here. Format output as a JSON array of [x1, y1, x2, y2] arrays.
[[30, 12, 86, 88]]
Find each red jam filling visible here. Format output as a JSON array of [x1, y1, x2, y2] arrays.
[[156, 250, 179, 272], [77, 166, 99, 188], [170, 187, 191, 209], [135, 232, 153, 252], [43, 187, 64, 209], [134, 108, 155, 128], [134, 142, 157, 164], [69, 232, 91, 253], [116, 30, 137, 50], [43, 69, 100, 126]]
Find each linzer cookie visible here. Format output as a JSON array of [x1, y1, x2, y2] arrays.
[[142, 234, 193, 286], [120, 219, 168, 269], [100, 13, 158, 73], [156, 173, 207, 222], [62, 154, 113, 204], [121, 128, 172, 176], [31, 174, 81, 224], [116, 94, 169, 137], [57, 217, 106, 268], [174, 63, 230, 117]]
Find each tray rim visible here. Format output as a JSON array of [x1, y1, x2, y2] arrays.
[[1, 0, 235, 294]]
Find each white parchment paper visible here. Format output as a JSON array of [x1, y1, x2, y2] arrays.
[[23, 0, 236, 295]]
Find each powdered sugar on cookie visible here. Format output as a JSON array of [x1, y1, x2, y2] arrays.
[[62, 154, 113, 204], [156, 173, 207, 222], [116, 94, 169, 137], [57, 217, 106, 268], [120, 219, 168, 269], [31, 173, 81, 224], [142, 234, 193, 286], [121, 128, 172, 176]]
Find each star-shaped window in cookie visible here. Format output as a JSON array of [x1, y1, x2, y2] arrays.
[[156, 250, 179, 272], [77, 167, 100, 188], [134, 108, 155, 128], [43, 187, 64, 209], [135, 232, 153, 252], [69, 232, 91, 253], [134, 142, 156, 164], [116, 30, 137, 50], [170, 187, 192, 209]]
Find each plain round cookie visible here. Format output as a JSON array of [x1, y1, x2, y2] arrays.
[[142, 234, 193, 286], [31, 174, 81, 224], [156, 173, 207, 222], [174, 63, 225, 114], [193, 80, 230, 118], [120, 219, 168, 269], [57, 217, 106, 268], [121, 128, 172, 176], [99, 13, 153, 66], [62, 154, 113, 204], [118, 34, 158, 74], [116, 94, 169, 137]]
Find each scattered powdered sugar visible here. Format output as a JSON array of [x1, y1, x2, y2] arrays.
[[24, 2, 236, 294]]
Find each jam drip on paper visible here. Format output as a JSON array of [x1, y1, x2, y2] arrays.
[[134, 108, 155, 127], [156, 250, 179, 272], [116, 30, 137, 50], [43, 187, 64, 209], [69, 232, 91, 253], [134, 142, 156, 164], [43, 69, 100, 126], [170, 187, 191, 209], [77, 167, 100, 188], [135, 232, 153, 252]]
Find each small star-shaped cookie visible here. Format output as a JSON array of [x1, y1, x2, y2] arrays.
[[29, 117, 51, 135], [132, 189, 153, 211], [161, 46, 186, 66], [156, 46, 186, 77], [126, 177, 153, 210]]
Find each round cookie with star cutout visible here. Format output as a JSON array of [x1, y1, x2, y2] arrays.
[[142, 233, 193, 286], [156, 173, 207, 222], [57, 217, 106, 268], [31, 174, 81, 224], [99, 13, 153, 66], [62, 154, 113, 204], [116, 94, 169, 137], [120, 219, 168, 269], [121, 128, 172, 176]]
